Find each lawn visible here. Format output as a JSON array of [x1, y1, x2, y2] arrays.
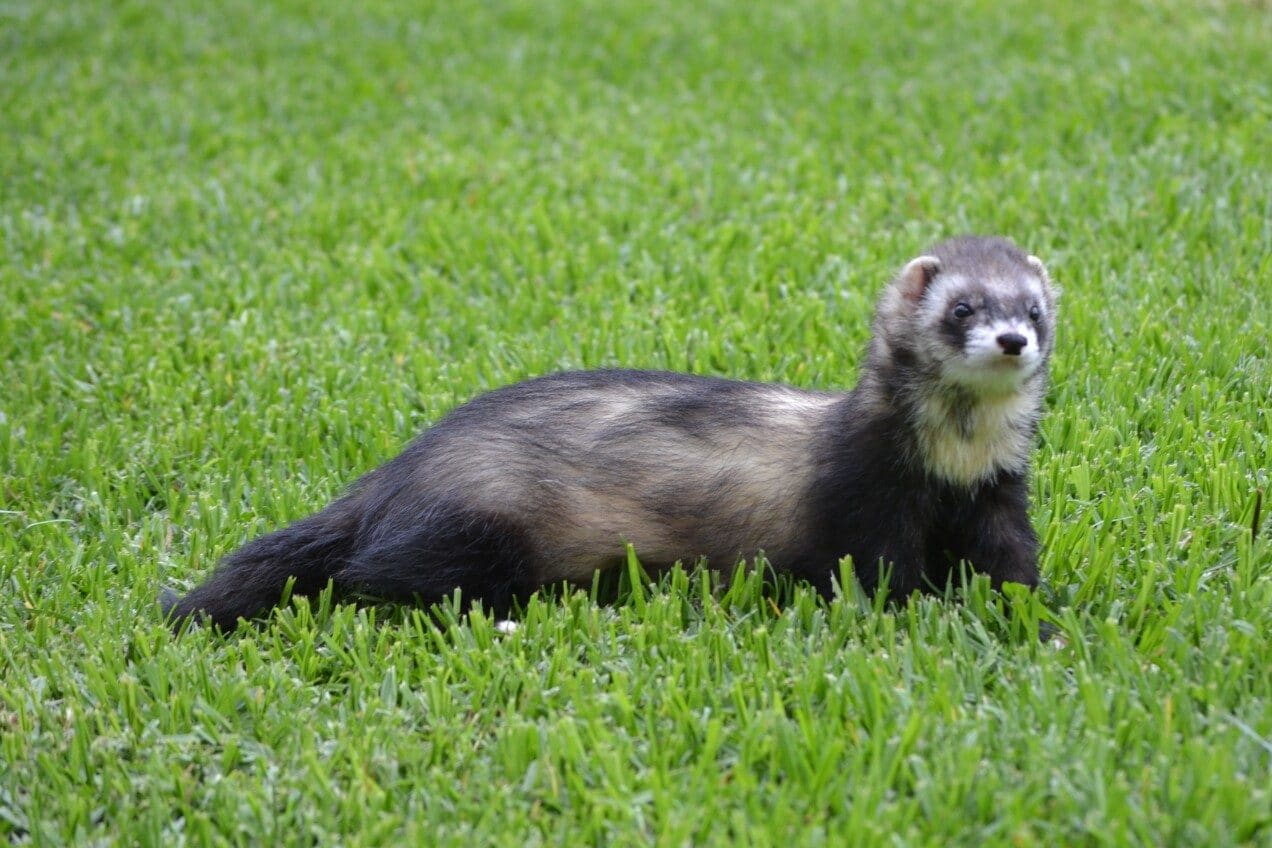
[[2, 0, 1270, 843]]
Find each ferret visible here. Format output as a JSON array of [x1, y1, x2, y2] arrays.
[[163, 235, 1057, 631]]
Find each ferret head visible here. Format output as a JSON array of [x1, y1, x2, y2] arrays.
[[873, 236, 1056, 397]]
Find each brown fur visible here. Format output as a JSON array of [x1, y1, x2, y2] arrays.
[[163, 236, 1057, 630]]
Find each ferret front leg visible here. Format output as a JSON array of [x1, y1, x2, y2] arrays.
[[835, 504, 932, 601], [959, 475, 1041, 590]]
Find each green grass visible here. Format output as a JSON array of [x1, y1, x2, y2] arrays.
[[3, 0, 1271, 843]]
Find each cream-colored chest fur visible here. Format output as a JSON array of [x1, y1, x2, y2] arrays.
[[912, 389, 1039, 485]]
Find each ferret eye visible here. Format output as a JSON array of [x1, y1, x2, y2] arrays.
[[952, 302, 974, 319], [1029, 305, 1042, 322]]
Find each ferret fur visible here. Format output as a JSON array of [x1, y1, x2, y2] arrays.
[[164, 235, 1057, 630]]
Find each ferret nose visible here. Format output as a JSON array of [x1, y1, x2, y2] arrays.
[[997, 333, 1028, 355]]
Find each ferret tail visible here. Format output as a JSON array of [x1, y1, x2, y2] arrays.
[[161, 502, 359, 632]]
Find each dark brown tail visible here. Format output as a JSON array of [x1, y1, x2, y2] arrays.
[[162, 490, 540, 632], [161, 506, 358, 631]]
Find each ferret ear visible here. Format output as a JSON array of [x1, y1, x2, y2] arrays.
[[895, 255, 942, 302], [1025, 254, 1050, 282], [1026, 254, 1060, 301]]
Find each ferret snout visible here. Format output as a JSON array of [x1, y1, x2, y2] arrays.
[[996, 333, 1028, 355]]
